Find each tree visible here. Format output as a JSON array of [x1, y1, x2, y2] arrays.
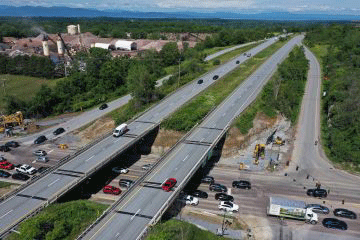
[[127, 64, 157, 106], [160, 42, 180, 67]]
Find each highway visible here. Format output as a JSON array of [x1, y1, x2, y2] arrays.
[[0, 36, 280, 237], [81, 35, 304, 240]]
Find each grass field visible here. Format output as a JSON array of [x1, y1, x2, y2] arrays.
[[0, 74, 60, 112], [0, 181, 11, 188], [146, 219, 227, 240]]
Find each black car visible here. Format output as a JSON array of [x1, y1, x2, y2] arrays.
[[0, 145, 10, 152], [209, 183, 227, 192], [187, 190, 208, 199], [5, 141, 19, 148], [306, 204, 330, 214], [232, 180, 251, 189], [334, 208, 357, 219], [99, 103, 108, 110], [34, 135, 47, 144], [307, 188, 327, 198], [53, 127, 65, 135], [215, 193, 234, 202], [12, 173, 30, 181], [0, 170, 11, 178], [201, 176, 214, 184], [322, 218, 347, 230], [236, 60, 240, 64], [119, 179, 134, 188], [213, 75, 219, 80], [197, 79, 204, 84]]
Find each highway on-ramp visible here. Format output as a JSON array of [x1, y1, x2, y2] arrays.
[[81, 35, 304, 240], [0, 37, 280, 237]]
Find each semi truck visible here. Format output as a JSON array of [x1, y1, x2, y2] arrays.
[[267, 196, 318, 224]]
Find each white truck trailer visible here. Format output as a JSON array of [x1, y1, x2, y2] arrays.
[[267, 196, 318, 224]]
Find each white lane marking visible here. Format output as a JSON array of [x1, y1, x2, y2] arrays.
[[222, 113, 226, 117], [115, 138, 120, 142], [85, 155, 95, 162], [175, 168, 178, 171], [0, 209, 13, 219], [115, 233, 120, 237], [48, 178, 60, 187], [200, 138, 205, 142], [182, 155, 189, 162], [32, 160, 36, 163], [48, 149, 54, 153], [131, 209, 141, 221]]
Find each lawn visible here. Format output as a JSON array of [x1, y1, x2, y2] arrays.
[[0, 74, 60, 111]]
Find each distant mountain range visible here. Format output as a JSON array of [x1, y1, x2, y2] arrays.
[[1, 5, 360, 21]]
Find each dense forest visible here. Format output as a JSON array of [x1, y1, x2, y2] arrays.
[[305, 25, 360, 168]]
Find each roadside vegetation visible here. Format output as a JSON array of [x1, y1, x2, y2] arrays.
[[305, 24, 360, 170], [234, 46, 309, 134], [146, 219, 227, 240], [162, 36, 292, 132], [0, 181, 11, 188], [7, 200, 107, 240]]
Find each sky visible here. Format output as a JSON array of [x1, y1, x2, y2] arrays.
[[2, 0, 360, 15]]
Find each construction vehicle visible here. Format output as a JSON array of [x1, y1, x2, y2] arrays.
[[239, 162, 249, 170], [253, 144, 266, 160], [275, 136, 285, 145], [59, 144, 68, 149], [0, 111, 24, 133]]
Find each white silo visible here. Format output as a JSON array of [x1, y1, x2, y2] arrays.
[[42, 35, 50, 57], [67, 25, 78, 35], [57, 37, 64, 56]]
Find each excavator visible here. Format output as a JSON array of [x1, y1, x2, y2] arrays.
[[0, 111, 24, 133], [253, 143, 266, 165]]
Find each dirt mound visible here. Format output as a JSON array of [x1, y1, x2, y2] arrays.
[[75, 117, 115, 145]]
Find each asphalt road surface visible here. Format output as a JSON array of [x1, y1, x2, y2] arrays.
[[0, 37, 281, 237], [82, 35, 304, 240]]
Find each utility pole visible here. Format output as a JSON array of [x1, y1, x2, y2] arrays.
[[178, 58, 181, 88]]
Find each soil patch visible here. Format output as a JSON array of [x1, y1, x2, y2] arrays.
[[75, 117, 115, 145]]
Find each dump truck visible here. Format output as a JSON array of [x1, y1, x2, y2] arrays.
[[267, 196, 318, 224]]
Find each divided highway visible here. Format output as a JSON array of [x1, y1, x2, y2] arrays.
[[0, 36, 280, 237], [81, 35, 304, 240]]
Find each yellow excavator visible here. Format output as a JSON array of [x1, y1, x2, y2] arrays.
[[253, 144, 266, 160], [274, 136, 285, 145], [0, 111, 24, 133]]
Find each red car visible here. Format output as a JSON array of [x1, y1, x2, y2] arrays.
[[103, 185, 121, 195], [162, 178, 177, 191], [0, 161, 14, 170]]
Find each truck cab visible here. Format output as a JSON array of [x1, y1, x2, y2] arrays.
[[305, 208, 318, 224]]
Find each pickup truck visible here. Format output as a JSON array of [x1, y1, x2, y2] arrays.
[[267, 196, 318, 224], [15, 164, 37, 175]]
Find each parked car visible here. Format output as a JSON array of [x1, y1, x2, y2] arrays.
[[247, 53, 252, 57], [162, 178, 177, 192], [33, 150, 47, 156], [34, 135, 47, 144], [5, 141, 19, 148], [141, 164, 152, 171], [334, 208, 357, 219], [15, 164, 37, 175], [219, 201, 239, 212], [307, 188, 328, 198], [236, 60, 240, 64], [112, 167, 129, 174], [119, 179, 134, 188], [103, 185, 121, 195], [37, 156, 49, 163], [99, 103, 108, 110], [201, 176, 214, 184], [186, 190, 208, 199], [197, 79, 204, 84], [53, 127, 65, 135], [0, 156, 6, 163], [0, 145, 10, 152], [232, 180, 251, 189], [213, 75, 219, 80], [306, 204, 330, 214], [179, 195, 199, 206], [209, 183, 227, 192], [12, 173, 30, 181], [0, 170, 11, 178], [322, 218, 347, 230], [215, 193, 234, 202], [0, 161, 14, 170]]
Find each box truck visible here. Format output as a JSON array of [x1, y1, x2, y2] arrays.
[[267, 196, 318, 224], [113, 123, 128, 137]]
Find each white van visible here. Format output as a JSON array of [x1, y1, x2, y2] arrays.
[[113, 123, 128, 137]]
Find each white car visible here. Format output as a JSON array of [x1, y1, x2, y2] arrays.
[[180, 195, 199, 206], [112, 167, 129, 174], [218, 201, 239, 212], [15, 164, 37, 175]]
